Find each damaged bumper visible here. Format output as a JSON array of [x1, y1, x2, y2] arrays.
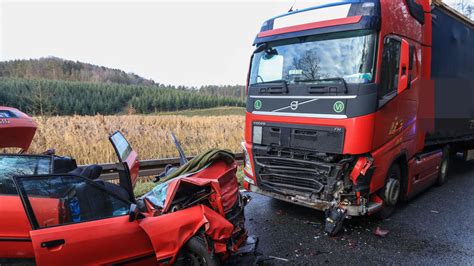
[[248, 183, 368, 216], [247, 145, 376, 216]]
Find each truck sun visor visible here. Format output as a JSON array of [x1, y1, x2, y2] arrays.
[[259, 1, 380, 33]]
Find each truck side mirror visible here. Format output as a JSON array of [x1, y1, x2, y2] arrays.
[[397, 39, 410, 94]]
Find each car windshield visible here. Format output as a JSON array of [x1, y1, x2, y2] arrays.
[[249, 30, 377, 85], [143, 181, 170, 209], [0, 155, 52, 195]]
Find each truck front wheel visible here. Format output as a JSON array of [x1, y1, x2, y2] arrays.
[[376, 164, 401, 219]]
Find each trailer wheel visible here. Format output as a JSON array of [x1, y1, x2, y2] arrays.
[[376, 164, 401, 219], [176, 236, 220, 266], [437, 147, 450, 186]]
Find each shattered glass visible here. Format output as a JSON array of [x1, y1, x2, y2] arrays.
[[144, 181, 170, 209], [0, 155, 52, 195]]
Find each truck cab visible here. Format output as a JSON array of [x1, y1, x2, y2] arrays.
[[242, 0, 474, 234]]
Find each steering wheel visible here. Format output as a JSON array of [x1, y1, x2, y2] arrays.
[[257, 75, 264, 83]]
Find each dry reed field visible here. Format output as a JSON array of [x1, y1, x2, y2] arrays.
[[29, 114, 245, 165]]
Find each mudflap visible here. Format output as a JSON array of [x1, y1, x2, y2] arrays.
[[324, 207, 347, 236]]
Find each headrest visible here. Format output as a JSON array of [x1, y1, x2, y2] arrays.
[[80, 165, 103, 180]]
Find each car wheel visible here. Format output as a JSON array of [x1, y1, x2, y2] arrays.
[[376, 164, 401, 220], [177, 236, 220, 266], [437, 147, 450, 186]]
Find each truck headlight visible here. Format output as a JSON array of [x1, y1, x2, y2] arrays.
[[241, 142, 253, 177]]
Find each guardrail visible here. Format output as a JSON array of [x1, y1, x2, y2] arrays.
[[95, 152, 244, 181]]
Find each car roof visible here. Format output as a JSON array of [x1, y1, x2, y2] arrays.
[[0, 106, 37, 151]]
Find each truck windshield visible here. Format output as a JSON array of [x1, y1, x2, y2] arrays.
[[249, 30, 377, 85]]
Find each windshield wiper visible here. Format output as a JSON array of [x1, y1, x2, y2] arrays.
[[294, 77, 348, 94], [255, 79, 287, 85], [254, 80, 288, 94], [294, 77, 343, 83]]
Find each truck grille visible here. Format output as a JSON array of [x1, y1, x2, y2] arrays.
[[255, 122, 345, 154], [254, 155, 332, 194]]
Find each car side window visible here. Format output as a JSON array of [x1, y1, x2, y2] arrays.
[[110, 132, 132, 162], [0, 155, 52, 195], [379, 37, 401, 97], [16, 175, 130, 229]]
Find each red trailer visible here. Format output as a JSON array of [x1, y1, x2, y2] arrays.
[[242, 0, 474, 235]]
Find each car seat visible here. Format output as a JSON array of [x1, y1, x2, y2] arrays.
[[71, 165, 130, 201]]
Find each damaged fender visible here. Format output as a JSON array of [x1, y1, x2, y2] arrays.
[[148, 160, 239, 215], [138, 204, 234, 264]]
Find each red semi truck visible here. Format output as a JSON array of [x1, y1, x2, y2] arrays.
[[242, 0, 474, 234]]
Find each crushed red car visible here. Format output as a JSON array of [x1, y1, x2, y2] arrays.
[[0, 106, 248, 265]]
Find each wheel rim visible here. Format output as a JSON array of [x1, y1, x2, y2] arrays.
[[385, 178, 400, 206], [184, 250, 207, 266]]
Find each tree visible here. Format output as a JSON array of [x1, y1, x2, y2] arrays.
[[448, 0, 474, 20], [29, 82, 55, 116], [0, 77, 245, 116], [292, 50, 321, 80]]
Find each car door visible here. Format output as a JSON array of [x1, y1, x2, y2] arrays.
[[109, 131, 140, 187], [13, 174, 155, 265]]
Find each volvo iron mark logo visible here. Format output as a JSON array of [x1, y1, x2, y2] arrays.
[[290, 101, 299, 111]]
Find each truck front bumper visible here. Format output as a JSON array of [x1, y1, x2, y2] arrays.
[[246, 183, 367, 216]]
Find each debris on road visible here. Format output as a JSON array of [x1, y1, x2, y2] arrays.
[[374, 226, 390, 237], [324, 207, 347, 236], [234, 235, 259, 255], [268, 255, 289, 262]]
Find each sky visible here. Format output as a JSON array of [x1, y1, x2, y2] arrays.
[[0, 0, 332, 86], [0, 0, 468, 86]]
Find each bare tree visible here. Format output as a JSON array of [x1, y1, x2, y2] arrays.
[[292, 51, 321, 80], [448, 0, 474, 19], [28, 83, 55, 116]]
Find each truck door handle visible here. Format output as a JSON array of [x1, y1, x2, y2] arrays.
[[41, 239, 65, 248]]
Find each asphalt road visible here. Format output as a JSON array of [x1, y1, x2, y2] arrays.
[[241, 157, 474, 265]]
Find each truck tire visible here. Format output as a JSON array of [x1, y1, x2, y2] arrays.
[[437, 147, 450, 186], [176, 236, 220, 266], [376, 164, 401, 220]]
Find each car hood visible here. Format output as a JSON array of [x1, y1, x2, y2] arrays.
[[144, 160, 239, 214]]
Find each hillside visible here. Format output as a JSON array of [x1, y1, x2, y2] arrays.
[[0, 78, 244, 116], [0, 57, 245, 100], [0, 57, 155, 85], [0, 57, 247, 115]]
